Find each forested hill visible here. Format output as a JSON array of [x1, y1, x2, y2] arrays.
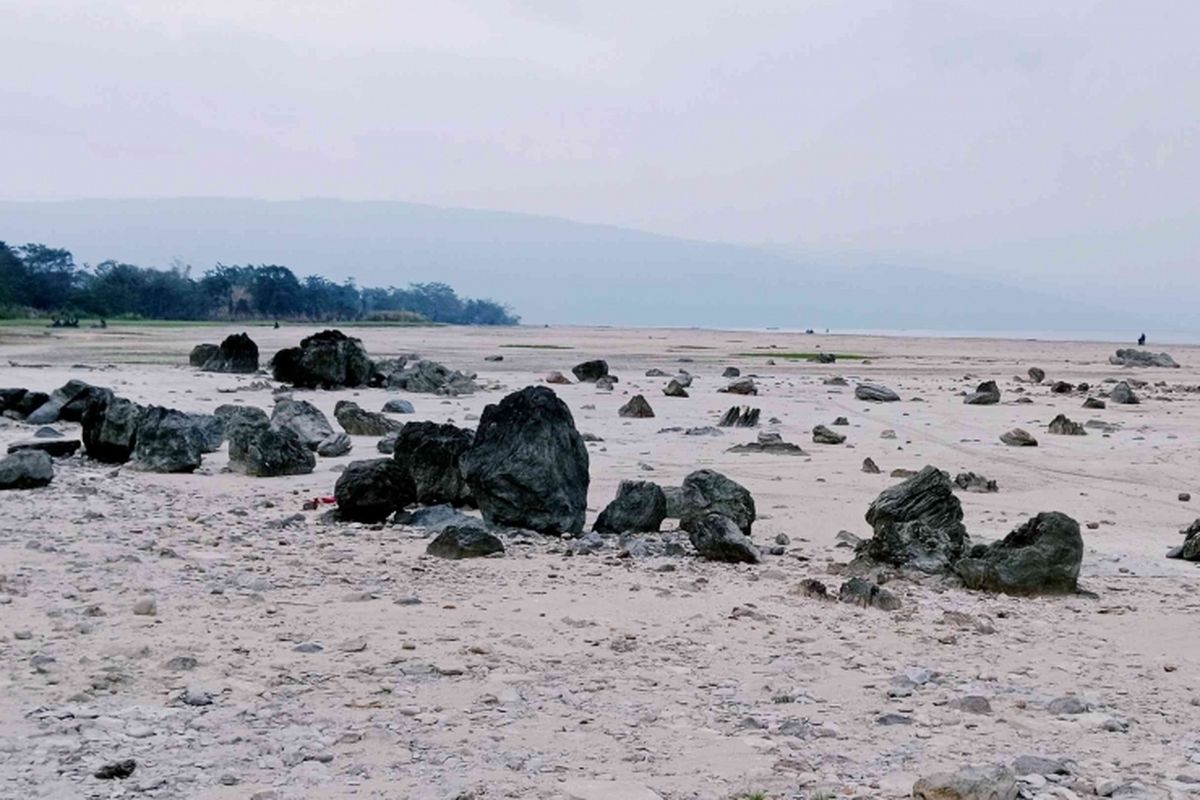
[[0, 241, 518, 325]]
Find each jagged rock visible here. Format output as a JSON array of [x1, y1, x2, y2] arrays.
[[722, 366, 741, 378], [718, 406, 759, 427], [1051, 381, 1074, 394], [572, 360, 609, 382], [227, 424, 315, 477], [1027, 367, 1046, 383], [1083, 397, 1106, 409], [0, 450, 53, 490], [662, 486, 684, 518], [316, 432, 353, 457], [271, 399, 334, 450], [912, 764, 1018, 800], [593, 480, 667, 533], [838, 577, 901, 611], [1109, 381, 1139, 405], [382, 399, 415, 414], [812, 424, 845, 444], [1048, 414, 1086, 435], [213, 404, 269, 442], [1000, 428, 1038, 447], [461, 386, 589, 535], [545, 371, 572, 385], [392, 421, 475, 506], [7, 438, 81, 457], [954, 512, 1083, 595], [832, 416, 849, 426], [663, 379, 689, 398], [595, 375, 617, 391], [26, 379, 96, 424], [272, 329, 373, 388], [387, 359, 478, 395], [720, 377, 758, 395], [377, 430, 402, 453], [964, 380, 1001, 405], [1173, 519, 1200, 561], [862, 457, 881, 474], [130, 406, 204, 473], [619, 395, 655, 418], [335, 400, 404, 436], [426, 524, 504, 559], [673, 372, 693, 388], [954, 472, 998, 493], [199, 333, 258, 373], [688, 513, 761, 564], [855, 383, 900, 402], [189, 343, 219, 367], [185, 413, 225, 453], [645, 368, 669, 377], [858, 465, 968, 573], [727, 431, 806, 455], [334, 458, 413, 522], [1109, 349, 1179, 368], [81, 393, 140, 463], [678, 469, 756, 535]]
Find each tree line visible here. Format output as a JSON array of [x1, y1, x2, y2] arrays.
[[0, 242, 519, 325]]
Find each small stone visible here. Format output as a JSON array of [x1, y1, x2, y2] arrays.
[[132, 597, 157, 616], [94, 759, 137, 780]]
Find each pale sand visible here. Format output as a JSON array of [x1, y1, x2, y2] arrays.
[[1, 323, 1199, 799]]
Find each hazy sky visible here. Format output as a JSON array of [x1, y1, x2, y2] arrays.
[[3, 1, 1197, 290]]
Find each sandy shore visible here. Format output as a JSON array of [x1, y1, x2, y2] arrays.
[[2, 322, 1199, 800]]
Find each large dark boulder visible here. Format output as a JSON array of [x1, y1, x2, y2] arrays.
[[954, 512, 1083, 595], [855, 383, 900, 402], [272, 329, 372, 388], [213, 404, 269, 440], [0, 450, 54, 490], [426, 524, 504, 559], [571, 360, 609, 382], [593, 480, 667, 533], [227, 424, 315, 477], [964, 380, 1001, 405], [334, 400, 404, 436], [392, 421, 474, 506], [130, 406, 205, 473], [688, 513, 761, 564], [200, 333, 259, 373], [384, 359, 478, 396], [334, 458, 413, 522], [26, 379, 96, 424], [1, 389, 49, 418], [185, 413, 225, 453], [677, 469, 756, 535], [7, 438, 81, 457], [460, 386, 589, 535], [271, 399, 334, 450], [1174, 519, 1200, 562], [857, 466, 969, 573], [81, 393, 141, 463]]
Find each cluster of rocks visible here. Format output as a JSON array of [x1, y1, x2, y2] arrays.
[[1109, 348, 1178, 368], [189, 333, 259, 373], [272, 329, 374, 388], [718, 406, 760, 427], [727, 431, 806, 455], [1167, 519, 1200, 562], [854, 466, 1083, 595], [381, 358, 478, 396]]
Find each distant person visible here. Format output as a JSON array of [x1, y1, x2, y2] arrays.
[[274, 320, 280, 329], [1138, 332, 1146, 346]]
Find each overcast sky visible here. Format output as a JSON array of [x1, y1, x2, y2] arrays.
[[3, 1, 1197, 292]]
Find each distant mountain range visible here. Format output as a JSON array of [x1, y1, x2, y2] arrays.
[[0, 197, 1148, 331]]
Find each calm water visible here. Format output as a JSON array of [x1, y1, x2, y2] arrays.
[[757, 328, 1200, 346]]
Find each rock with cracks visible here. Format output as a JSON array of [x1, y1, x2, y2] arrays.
[[678, 469, 756, 535], [858, 465, 969, 573], [427, 524, 504, 559], [392, 421, 475, 507], [688, 513, 761, 564], [335, 400, 404, 436], [199, 333, 259, 373], [855, 383, 900, 402], [0, 450, 54, 490], [272, 329, 373, 388], [954, 511, 1083, 595], [571, 360, 609, 382], [228, 425, 315, 477], [461, 386, 589, 535], [335, 458, 414, 522], [271, 399, 335, 450]]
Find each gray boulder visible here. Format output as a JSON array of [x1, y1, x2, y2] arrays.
[[227, 424, 315, 477], [131, 407, 205, 473], [199, 333, 258, 373], [858, 465, 968, 573], [717, 406, 760, 427], [720, 377, 758, 395], [954, 512, 1083, 595], [662, 485, 685, 519], [1083, 397, 1106, 410], [727, 431, 806, 455], [183, 413, 225, 453], [272, 329, 373, 388], [572, 360, 609, 382], [1000, 428, 1038, 447], [1109, 381, 1139, 405], [460, 386, 589, 535], [1109, 349, 1178, 368], [392, 421, 475, 506], [722, 366, 741, 378], [964, 380, 1001, 405], [593, 480, 667, 533], [334, 400, 404, 436], [213, 404, 269, 440], [678, 469, 756, 535], [1048, 414, 1086, 435], [688, 513, 761, 564], [7, 438, 81, 457], [316, 432, 353, 457], [663, 379, 689, 398], [381, 399, 415, 414], [81, 393, 141, 463], [271, 399, 334, 450], [954, 472, 997, 493], [913, 764, 1018, 800], [190, 343, 219, 367], [812, 424, 845, 445], [855, 383, 900, 402], [1172, 519, 1200, 561], [334, 458, 413, 522], [0, 450, 54, 490], [387, 359, 478, 395], [1027, 367, 1045, 383], [426, 524, 504, 559], [394, 504, 479, 533], [618, 395, 655, 418], [27, 379, 96, 424]]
